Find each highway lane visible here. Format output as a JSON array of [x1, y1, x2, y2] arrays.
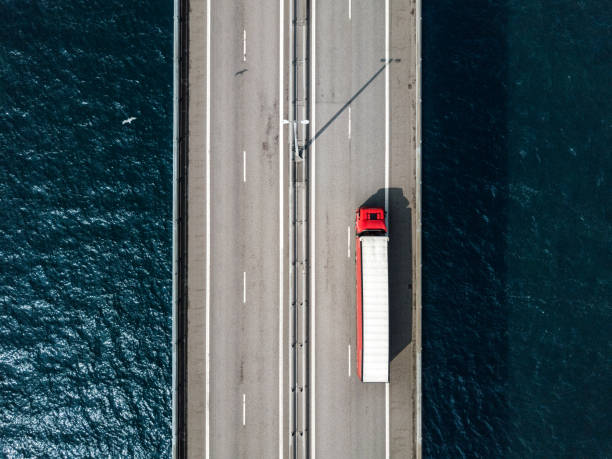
[[207, 0, 283, 457], [311, 0, 388, 458]]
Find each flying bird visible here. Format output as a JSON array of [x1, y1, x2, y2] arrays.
[[122, 117, 137, 125]]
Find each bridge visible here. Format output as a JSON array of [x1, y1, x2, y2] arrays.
[[172, 0, 422, 457]]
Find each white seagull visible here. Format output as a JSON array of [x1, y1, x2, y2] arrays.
[[122, 117, 137, 125]]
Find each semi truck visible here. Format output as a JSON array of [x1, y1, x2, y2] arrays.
[[355, 207, 389, 383]]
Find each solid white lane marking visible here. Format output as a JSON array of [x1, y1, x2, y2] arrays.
[[243, 151, 246, 182], [205, 0, 211, 456], [243, 271, 246, 303], [278, 0, 284, 454], [386, 382, 390, 459], [347, 226, 351, 258], [348, 344, 351, 377], [310, 0, 317, 456], [348, 0, 351, 19], [243, 29, 247, 62], [348, 106, 351, 139], [384, 0, 390, 223], [243, 393, 246, 426]]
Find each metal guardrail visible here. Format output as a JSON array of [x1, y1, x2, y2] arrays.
[[289, 0, 311, 458]]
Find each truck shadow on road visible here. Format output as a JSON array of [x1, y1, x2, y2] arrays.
[[360, 187, 413, 361]]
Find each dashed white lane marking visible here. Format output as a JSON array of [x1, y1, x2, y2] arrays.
[[347, 226, 351, 258], [348, 0, 352, 20], [243, 271, 246, 303], [243, 151, 246, 182], [242, 393, 246, 426], [243, 29, 247, 62], [348, 106, 351, 139], [348, 344, 351, 377]]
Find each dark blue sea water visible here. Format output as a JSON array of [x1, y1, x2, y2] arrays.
[[0, 1, 173, 456], [423, 0, 612, 457]]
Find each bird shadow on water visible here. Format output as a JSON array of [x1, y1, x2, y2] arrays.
[[422, 0, 510, 456], [360, 187, 412, 361]]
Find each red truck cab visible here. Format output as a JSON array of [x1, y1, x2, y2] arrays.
[[355, 207, 387, 235]]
